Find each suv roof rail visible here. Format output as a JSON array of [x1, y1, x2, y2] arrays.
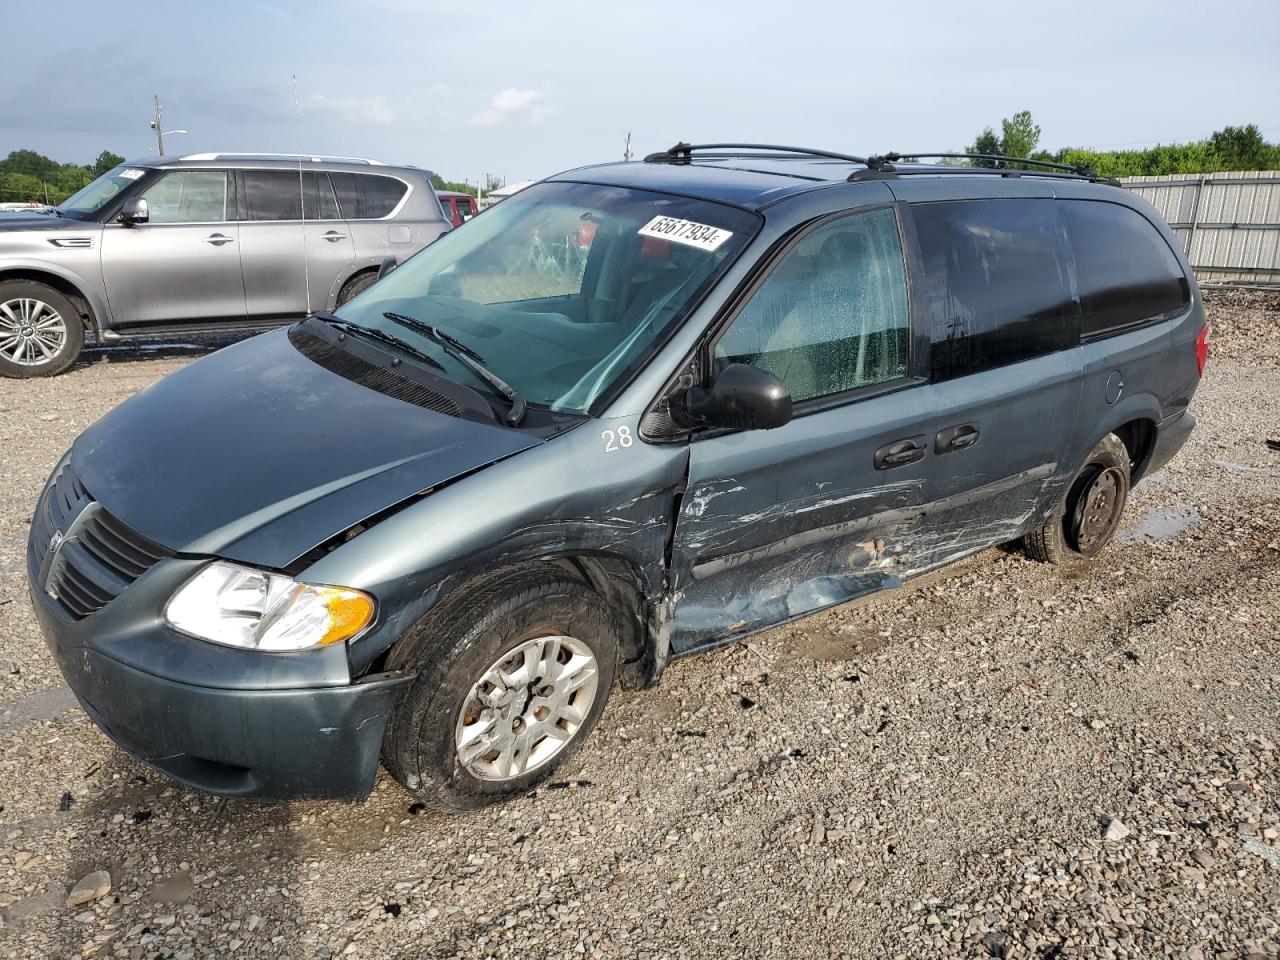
[[178, 152, 387, 166], [858, 151, 1103, 179], [644, 142, 871, 166]]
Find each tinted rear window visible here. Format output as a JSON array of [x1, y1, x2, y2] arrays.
[[240, 171, 339, 221], [330, 173, 408, 219], [913, 199, 1077, 381], [1060, 200, 1189, 337]]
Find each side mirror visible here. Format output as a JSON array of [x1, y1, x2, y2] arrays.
[[681, 363, 792, 431], [377, 255, 398, 280], [118, 197, 149, 225]]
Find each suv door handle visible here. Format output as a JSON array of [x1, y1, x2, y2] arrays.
[[203, 233, 235, 246], [320, 231, 348, 242], [874, 436, 927, 470], [935, 423, 981, 454]]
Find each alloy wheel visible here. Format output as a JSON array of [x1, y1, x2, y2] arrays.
[[0, 298, 67, 366]]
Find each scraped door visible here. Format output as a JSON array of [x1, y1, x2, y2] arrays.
[[667, 205, 937, 655]]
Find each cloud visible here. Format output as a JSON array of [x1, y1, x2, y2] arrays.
[[470, 87, 546, 128], [302, 93, 395, 125]]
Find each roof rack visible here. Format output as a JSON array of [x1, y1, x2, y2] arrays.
[[644, 142, 870, 166], [858, 151, 1101, 179], [641, 142, 1121, 186], [178, 152, 386, 166]]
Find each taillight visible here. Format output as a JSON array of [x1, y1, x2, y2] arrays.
[[1195, 324, 1210, 377]]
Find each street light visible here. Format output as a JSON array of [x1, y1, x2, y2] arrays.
[[148, 96, 187, 155]]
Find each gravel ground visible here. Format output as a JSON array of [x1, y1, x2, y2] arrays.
[[1, 294, 1278, 959]]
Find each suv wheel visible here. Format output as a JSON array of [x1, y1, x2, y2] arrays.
[[382, 565, 619, 811], [336, 271, 377, 306], [1023, 433, 1131, 563], [0, 281, 85, 378]]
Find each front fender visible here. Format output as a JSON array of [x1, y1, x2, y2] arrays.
[[0, 257, 112, 332], [301, 417, 688, 675]]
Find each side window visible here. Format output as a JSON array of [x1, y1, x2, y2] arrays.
[[1061, 200, 1189, 337], [330, 173, 408, 219], [913, 199, 1077, 381], [714, 207, 910, 403], [239, 171, 340, 221], [140, 171, 227, 223]]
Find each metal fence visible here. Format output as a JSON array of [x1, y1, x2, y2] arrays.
[[1121, 171, 1280, 285]]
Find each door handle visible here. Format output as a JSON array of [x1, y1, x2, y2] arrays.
[[874, 436, 927, 470], [320, 231, 348, 242], [203, 233, 235, 246], [935, 423, 981, 454]]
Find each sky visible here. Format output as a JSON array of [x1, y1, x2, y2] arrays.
[[4, 0, 1278, 186]]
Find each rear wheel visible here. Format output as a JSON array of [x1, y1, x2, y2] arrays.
[[1023, 434, 1130, 563], [336, 271, 377, 306], [0, 281, 84, 378], [382, 566, 619, 811]]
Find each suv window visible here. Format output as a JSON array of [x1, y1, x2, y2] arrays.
[[240, 171, 340, 221], [714, 206, 909, 403], [140, 171, 228, 224], [1061, 200, 1189, 337], [330, 173, 408, 219], [913, 199, 1076, 381]]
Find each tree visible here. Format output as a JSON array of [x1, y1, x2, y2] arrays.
[[93, 150, 125, 175], [1001, 110, 1041, 160], [967, 127, 1001, 167], [1209, 124, 1271, 171], [966, 110, 1041, 167]]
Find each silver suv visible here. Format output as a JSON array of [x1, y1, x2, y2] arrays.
[[0, 153, 451, 377]]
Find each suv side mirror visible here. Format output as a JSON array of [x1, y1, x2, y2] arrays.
[[377, 255, 398, 280], [118, 197, 149, 225], [682, 363, 792, 431]]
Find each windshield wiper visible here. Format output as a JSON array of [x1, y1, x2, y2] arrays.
[[310, 312, 444, 372], [383, 311, 527, 426]]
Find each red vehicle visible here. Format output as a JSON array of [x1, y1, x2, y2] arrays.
[[436, 190, 478, 227]]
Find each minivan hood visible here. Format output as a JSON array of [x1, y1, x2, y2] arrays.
[[72, 329, 541, 568]]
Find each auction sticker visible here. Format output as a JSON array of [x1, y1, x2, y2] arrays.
[[638, 215, 733, 251], [118, 169, 145, 181]]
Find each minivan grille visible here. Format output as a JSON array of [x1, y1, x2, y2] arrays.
[[289, 328, 463, 417], [28, 461, 172, 621]]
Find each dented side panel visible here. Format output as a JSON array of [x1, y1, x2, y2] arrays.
[[908, 347, 1084, 574], [668, 386, 934, 652]]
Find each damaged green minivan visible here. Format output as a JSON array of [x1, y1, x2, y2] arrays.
[[29, 144, 1206, 809]]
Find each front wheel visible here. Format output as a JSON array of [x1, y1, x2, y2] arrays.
[[382, 566, 619, 811], [1023, 433, 1131, 563], [0, 281, 85, 378]]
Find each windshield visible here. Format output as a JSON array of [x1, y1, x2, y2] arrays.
[[334, 181, 759, 414], [57, 165, 149, 218]]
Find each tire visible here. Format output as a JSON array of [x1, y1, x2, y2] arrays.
[[382, 565, 620, 812], [336, 271, 378, 307], [1023, 433, 1130, 563], [0, 280, 85, 378]]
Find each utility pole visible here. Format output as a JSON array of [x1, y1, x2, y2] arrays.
[[623, 131, 633, 162], [150, 95, 165, 156]]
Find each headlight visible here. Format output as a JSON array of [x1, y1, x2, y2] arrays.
[[165, 561, 374, 652]]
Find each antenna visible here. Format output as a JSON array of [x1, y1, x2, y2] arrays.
[[623, 131, 633, 162], [292, 74, 312, 315]]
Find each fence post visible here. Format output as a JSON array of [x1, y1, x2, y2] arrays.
[[1185, 174, 1208, 273]]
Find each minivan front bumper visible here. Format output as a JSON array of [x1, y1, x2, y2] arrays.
[[28, 555, 412, 801]]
